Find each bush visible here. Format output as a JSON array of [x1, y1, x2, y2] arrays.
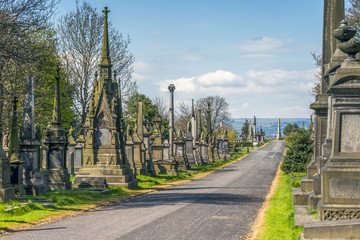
[[241, 141, 253, 147], [281, 129, 313, 174]]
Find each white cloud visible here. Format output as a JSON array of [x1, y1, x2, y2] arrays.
[[157, 68, 317, 118], [235, 37, 294, 53], [197, 70, 242, 86]]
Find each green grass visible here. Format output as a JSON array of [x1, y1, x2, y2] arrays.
[[257, 170, 303, 240], [0, 187, 130, 231], [1, 149, 249, 232]]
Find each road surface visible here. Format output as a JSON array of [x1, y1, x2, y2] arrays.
[[6, 140, 285, 240]]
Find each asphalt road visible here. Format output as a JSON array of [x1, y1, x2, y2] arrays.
[[6, 140, 285, 240]]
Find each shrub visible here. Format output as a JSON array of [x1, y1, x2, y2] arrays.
[[281, 129, 313, 174], [241, 141, 253, 147]]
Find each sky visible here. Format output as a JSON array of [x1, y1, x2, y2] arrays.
[[54, 0, 351, 118]]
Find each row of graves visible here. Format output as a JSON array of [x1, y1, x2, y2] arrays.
[[294, 1, 360, 239], [0, 7, 232, 202], [234, 116, 266, 146]]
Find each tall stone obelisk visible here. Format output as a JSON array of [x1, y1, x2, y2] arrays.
[[168, 84, 175, 157], [276, 118, 281, 140]]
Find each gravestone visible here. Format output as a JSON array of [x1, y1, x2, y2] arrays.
[[213, 135, 220, 161], [143, 119, 154, 176], [74, 8, 137, 188], [174, 130, 188, 170], [223, 131, 231, 159], [151, 115, 178, 175], [130, 102, 148, 175], [168, 84, 175, 157], [43, 68, 71, 190], [8, 97, 25, 197], [185, 122, 196, 166], [19, 76, 49, 195], [0, 141, 15, 202], [74, 136, 84, 173]]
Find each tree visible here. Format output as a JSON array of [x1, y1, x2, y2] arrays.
[[153, 97, 168, 120], [348, 0, 360, 40], [0, 0, 59, 63], [311, 51, 322, 96], [283, 123, 299, 136], [281, 129, 313, 173], [241, 119, 250, 138], [0, 1, 77, 140], [175, 96, 231, 137], [123, 92, 158, 133], [57, 0, 136, 127]]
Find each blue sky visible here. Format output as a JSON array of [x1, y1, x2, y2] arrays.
[[55, 0, 349, 118]]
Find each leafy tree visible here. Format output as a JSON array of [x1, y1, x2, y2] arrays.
[[241, 119, 250, 138], [283, 123, 299, 136], [281, 129, 313, 173], [123, 92, 158, 133], [57, 0, 136, 126]]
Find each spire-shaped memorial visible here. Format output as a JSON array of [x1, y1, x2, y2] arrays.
[[74, 7, 137, 188]]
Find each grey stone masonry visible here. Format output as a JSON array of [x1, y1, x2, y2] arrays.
[[43, 68, 71, 190], [19, 76, 49, 195]]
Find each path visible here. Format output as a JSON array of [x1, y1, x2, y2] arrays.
[[6, 140, 285, 240]]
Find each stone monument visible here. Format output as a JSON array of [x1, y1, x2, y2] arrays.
[[318, 20, 360, 220], [74, 7, 137, 188], [276, 118, 281, 140], [0, 134, 15, 201], [168, 84, 175, 157], [43, 68, 71, 190], [8, 97, 25, 196], [151, 115, 178, 175], [185, 122, 196, 166], [19, 76, 49, 195], [174, 130, 188, 170]]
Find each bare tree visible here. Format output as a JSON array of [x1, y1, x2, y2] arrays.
[[57, 0, 136, 125], [175, 101, 191, 134], [153, 97, 168, 119], [310, 51, 322, 96], [196, 96, 231, 136], [175, 96, 231, 136]]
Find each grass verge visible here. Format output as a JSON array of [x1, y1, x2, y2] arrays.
[[252, 169, 304, 240], [1, 147, 254, 234]]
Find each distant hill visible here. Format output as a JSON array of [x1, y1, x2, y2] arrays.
[[229, 118, 310, 138]]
